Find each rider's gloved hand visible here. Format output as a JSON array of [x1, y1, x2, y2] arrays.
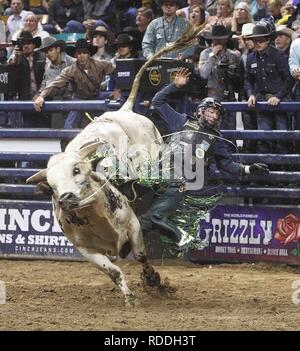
[[241, 163, 270, 175]]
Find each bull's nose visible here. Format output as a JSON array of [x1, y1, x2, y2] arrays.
[[59, 192, 76, 205]]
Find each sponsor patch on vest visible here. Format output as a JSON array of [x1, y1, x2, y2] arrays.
[[199, 139, 211, 151]]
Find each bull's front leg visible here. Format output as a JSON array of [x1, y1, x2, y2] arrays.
[[78, 247, 136, 306], [128, 216, 161, 288]]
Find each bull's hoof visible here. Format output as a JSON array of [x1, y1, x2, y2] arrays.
[[158, 277, 177, 297], [141, 271, 161, 287], [124, 293, 139, 307]]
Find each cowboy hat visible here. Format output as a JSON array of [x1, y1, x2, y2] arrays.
[[66, 38, 97, 57], [37, 36, 66, 52], [12, 31, 41, 47], [89, 25, 115, 44], [113, 34, 138, 48], [204, 25, 231, 40], [275, 25, 297, 41], [236, 23, 255, 38], [247, 24, 272, 38]]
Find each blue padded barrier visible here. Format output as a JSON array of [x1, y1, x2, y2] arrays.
[[0, 152, 54, 161], [0, 101, 300, 198]]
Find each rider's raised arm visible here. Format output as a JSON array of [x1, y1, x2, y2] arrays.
[[152, 83, 187, 134], [152, 68, 192, 133]]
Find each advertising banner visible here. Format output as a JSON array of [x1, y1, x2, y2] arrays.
[[0, 65, 18, 94], [0, 200, 81, 260], [1, 200, 300, 265], [115, 58, 193, 92], [189, 205, 300, 265]]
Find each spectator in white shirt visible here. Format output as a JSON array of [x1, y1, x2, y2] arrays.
[[6, 0, 29, 42]]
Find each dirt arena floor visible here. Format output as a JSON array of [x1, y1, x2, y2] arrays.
[[0, 258, 300, 331]]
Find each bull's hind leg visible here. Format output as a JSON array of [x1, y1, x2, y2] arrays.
[[128, 217, 161, 288], [78, 247, 136, 306]]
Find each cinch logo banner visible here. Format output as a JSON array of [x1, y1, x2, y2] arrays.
[[0, 200, 81, 259], [190, 205, 300, 265]]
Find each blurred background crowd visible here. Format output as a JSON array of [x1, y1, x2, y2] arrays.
[[0, 0, 300, 157]]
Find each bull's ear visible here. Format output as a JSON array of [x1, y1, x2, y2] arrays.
[[36, 181, 53, 195], [26, 169, 47, 184], [79, 141, 105, 160]]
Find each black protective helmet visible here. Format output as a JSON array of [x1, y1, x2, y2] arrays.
[[196, 97, 223, 128], [196, 97, 223, 116]]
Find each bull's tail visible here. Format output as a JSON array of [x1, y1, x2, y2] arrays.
[[120, 22, 207, 113]]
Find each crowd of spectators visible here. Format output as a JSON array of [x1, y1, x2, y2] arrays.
[[0, 0, 300, 156]]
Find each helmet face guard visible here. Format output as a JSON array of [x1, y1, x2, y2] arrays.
[[196, 98, 223, 127]]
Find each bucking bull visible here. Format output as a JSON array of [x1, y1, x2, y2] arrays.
[[26, 25, 204, 305], [27, 108, 166, 306]]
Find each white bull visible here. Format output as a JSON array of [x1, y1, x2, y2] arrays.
[[27, 110, 168, 306], [26, 24, 206, 304]]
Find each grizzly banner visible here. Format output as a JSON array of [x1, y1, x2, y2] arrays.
[[188, 205, 300, 265]]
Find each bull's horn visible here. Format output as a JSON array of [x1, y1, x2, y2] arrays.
[[26, 169, 47, 184], [79, 140, 106, 159]]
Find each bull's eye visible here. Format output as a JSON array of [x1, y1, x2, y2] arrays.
[[73, 167, 81, 176]]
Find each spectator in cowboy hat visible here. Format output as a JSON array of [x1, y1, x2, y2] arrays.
[[9, 31, 44, 100], [64, 38, 98, 57], [38, 35, 66, 53], [103, 33, 140, 102], [120, 26, 143, 51], [8, 31, 47, 127], [245, 23, 292, 154], [88, 25, 115, 61], [37, 36, 75, 128], [88, 26, 115, 96], [238, 23, 258, 153], [237, 23, 255, 65], [113, 33, 139, 59], [274, 25, 297, 55], [33, 38, 115, 128], [199, 24, 242, 131]]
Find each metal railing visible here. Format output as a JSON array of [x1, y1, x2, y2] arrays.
[[1, 100, 300, 199]]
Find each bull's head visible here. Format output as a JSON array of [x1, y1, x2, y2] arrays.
[[26, 141, 107, 211]]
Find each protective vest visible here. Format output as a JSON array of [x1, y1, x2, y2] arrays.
[[180, 118, 218, 161]]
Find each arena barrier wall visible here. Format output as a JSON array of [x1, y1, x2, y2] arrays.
[[0, 101, 300, 264]]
